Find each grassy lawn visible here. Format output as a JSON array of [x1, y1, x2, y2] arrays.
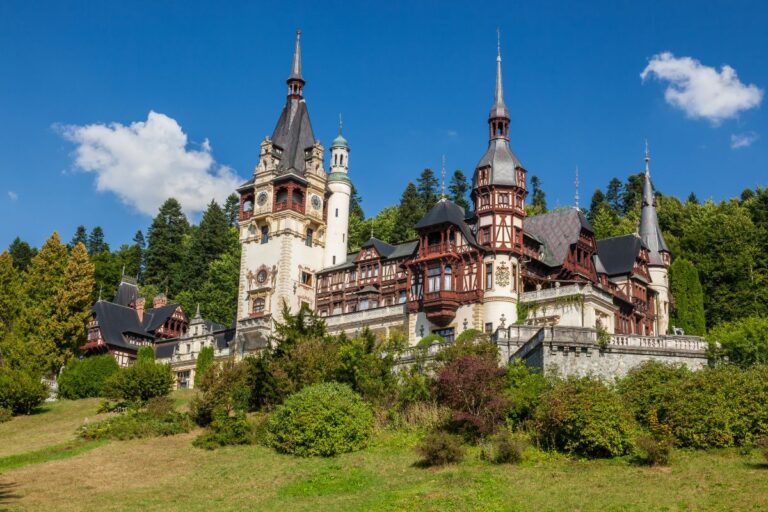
[[1, 397, 767, 511]]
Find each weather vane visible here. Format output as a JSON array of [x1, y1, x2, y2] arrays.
[[441, 155, 446, 199]]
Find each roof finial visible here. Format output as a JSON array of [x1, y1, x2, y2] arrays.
[[290, 29, 302, 80], [644, 139, 650, 175], [338, 113, 343, 135], [575, 166, 580, 210], [441, 155, 447, 200], [195, 303, 201, 319], [495, 29, 504, 106]]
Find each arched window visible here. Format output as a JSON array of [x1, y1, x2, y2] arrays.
[[276, 188, 288, 204], [340, 154, 344, 166], [292, 189, 304, 205], [428, 266, 441, 293], [253, 298, 265, 315], [444, 266, 452, 290]]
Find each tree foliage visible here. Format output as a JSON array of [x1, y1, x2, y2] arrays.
[[669, 258, 706, 335]]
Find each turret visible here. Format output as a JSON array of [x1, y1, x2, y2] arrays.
[[324, 119, 352, 268]]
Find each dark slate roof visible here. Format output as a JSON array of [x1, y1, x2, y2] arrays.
[[639, 171, 670, 265], [154, 342, 176, 359], [523, 209, 593, 267], [142, 304, 182, 333], [320, 252, 358, 272], [237, 177, 254, 191], [414, 199, 480, 247], [92, 301, 152, 351], [271, 98, 315, 178], [361, 237, 396, 258], [388, 240, 418, 259], [473, 139, 522, 188], [596, 234, 644, 276], [113, 278, 139, 307], [214, 329, 236, 351]]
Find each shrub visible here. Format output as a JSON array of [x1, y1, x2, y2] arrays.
[[266, 382, 373, 457], [0, 367, 48, 414], [505, 360, 548, 426], [664, 365, 768, 448], [0, 407, 12, 423], [193, 413, 254, 450], [137, 346, 155, 362], [416, 333, 444, 348], [436, 355, 508, 439], [58, 355, 119, 399], [385, 402, 451, 432], [416, 431, 465, 466], [635, 434, 671, 466], [535, 376, 636, 458], [104, 359, 173, 404], [79, 405, 193, 441], [395, 362, 433, 407], [190, 360, 249, 427], [708, 316, 768, 367], [336, 329, 396, 402], [616, 360, 691, 426], [434, 332, 497, 365], [194, 346, 215, 387], [488, 430, 526, 464], [757, 436, 768, 463]]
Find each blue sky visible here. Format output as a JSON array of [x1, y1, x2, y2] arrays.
[[1, 0, 766, 250]]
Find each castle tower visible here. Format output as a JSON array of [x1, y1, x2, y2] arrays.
[[235, 30, 327, 353], [324, 121, 352, 268], [638, 144, 672, 334], [470, 34, 528, 331]]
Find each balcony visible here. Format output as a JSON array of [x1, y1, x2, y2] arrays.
[[274, 201, 305, 215], [422, 290, 460, 327], [420, 242, 474, 258]]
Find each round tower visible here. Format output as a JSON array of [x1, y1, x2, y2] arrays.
[[324, 124, 352, 268]]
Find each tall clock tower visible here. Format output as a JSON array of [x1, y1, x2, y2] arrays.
[[235, 31, 328, 353]]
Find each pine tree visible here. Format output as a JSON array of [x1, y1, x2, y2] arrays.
[[448, 170, 470, 211], [224, 193, 240, 227], [349, 184, 365, 220], [184, 200, 230, 289], [605, 177, 623, 214], [392, 183, 422, 243], [589, 190, 607, 221], [194, 346, 215, 386], [669, 258, 706, 335], [687, 192, 700, 205], [70, 225, 88, 249], [7, 237, 36, 271], [144, 198, 190, 294], [132, 230, 145, 280], [530, 175, 547, 215], [417, 168, 439, 210], [87, 226, 109, 255], [0, 252, 21, 341], [54, 243, 95, 366], [622, 173, 645, 214]]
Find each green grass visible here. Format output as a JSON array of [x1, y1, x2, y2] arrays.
[[0, 398, 767, 511], [0, 439, 108, 473]]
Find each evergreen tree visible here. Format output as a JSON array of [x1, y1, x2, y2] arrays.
[[131, 230, 145, 279], [54, 243, 95, 366], [224, 193, 240, 227], [0, 252, 21, 341], [194, 346, 215, 387], [70, 225, 88, 249], [87, 226, 109, 255], [144, 198, 190, 295], [605, 177, 623, 214], [687, 192, 700, 205], [448, 170, 470, 211], [184, 200, 230, 289], [621, 173, 645, 214], [529, 175, 547, 215], [7, 237, 36, 271], [669, 258, 706, 335], [392, 183, 422, 243], [416, 168, 439, 210], [349, 183, 365, 220], [589, 190, 607, 221]]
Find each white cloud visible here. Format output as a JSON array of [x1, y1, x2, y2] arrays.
[[731, 131, 759, 149], [60, 111, 242, 217], [7, 191, 18, 201], [641, 52, 763, 123]]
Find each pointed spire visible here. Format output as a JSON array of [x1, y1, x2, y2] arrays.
[[339, 113, 343, 135], [488, 29, 510, 140], [289, 29, 302, 80], [440, 155, 447, 200], [639, 141, 670, 265], [574, 166, 580, 210], [194, 303, 201, 319], [495, 28, 505, 110]]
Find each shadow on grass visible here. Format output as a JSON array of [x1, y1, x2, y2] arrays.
[[743, 461, 768, 470], [0, 480, 20, 508], [0, 439, 108, 474]]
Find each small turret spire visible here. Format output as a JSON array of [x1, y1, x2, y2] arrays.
[[440, 155, 447, 200], [575, 166, 580, 210], [287, 30, 304, 98], [488, 29, 510, 140], [338, 113, 343, 135], [644, 139, 650, 175], [639, 141, 670, 265]]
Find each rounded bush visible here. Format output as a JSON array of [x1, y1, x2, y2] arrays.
[[0, 367, 48, 414], [58, 355, 119, 399], [266, 382, 373, 457], [104, 360, 173, 404], [534, 376, 636, 458], [415, 431, 465, 466]]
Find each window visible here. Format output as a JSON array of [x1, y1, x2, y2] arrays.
[[485, 322, 493, 334], [486, 263, 493, 290], [349, 270, 356, 282], [359, 298, 369, 311], [292, 189, 304, 205], [301, 271, 312, 286], [480, 195, 490, 208], [433, 327, 455, 343], [498, 194, 509, 206], [177, 370, 191, 389], [444, 265, 452, 291], [332, 303, 342, 315], [335, 208, 339, 217], [332, 255, 336, 265], [399, 290, 407, 303], [305, 228, 313, 247], [411, 272, 423, 298], [252, 297, 265, 315], [428, 266, 441, 293], [276, 188, 288, 204], [347, 303, 357, 313], [480, 226, 491, 244], [260, 226, 269, 244]]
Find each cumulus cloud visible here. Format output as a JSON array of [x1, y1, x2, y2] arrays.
[[7, 191, 18, 201], [60, 111, 243, 217], [641, 52, 763, 123], [730, 131, 759, 149]]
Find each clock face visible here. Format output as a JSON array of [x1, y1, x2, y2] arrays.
[[256, 270, 268, 283], [256, 191, 269, 206], [311, 194, 322, 210]]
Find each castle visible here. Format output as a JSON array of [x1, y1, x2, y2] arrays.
[[82, 32, 708, 386]]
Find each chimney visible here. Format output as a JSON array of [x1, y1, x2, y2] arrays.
[[135, 297, 145, 323], [153, 293, 167, 309]]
